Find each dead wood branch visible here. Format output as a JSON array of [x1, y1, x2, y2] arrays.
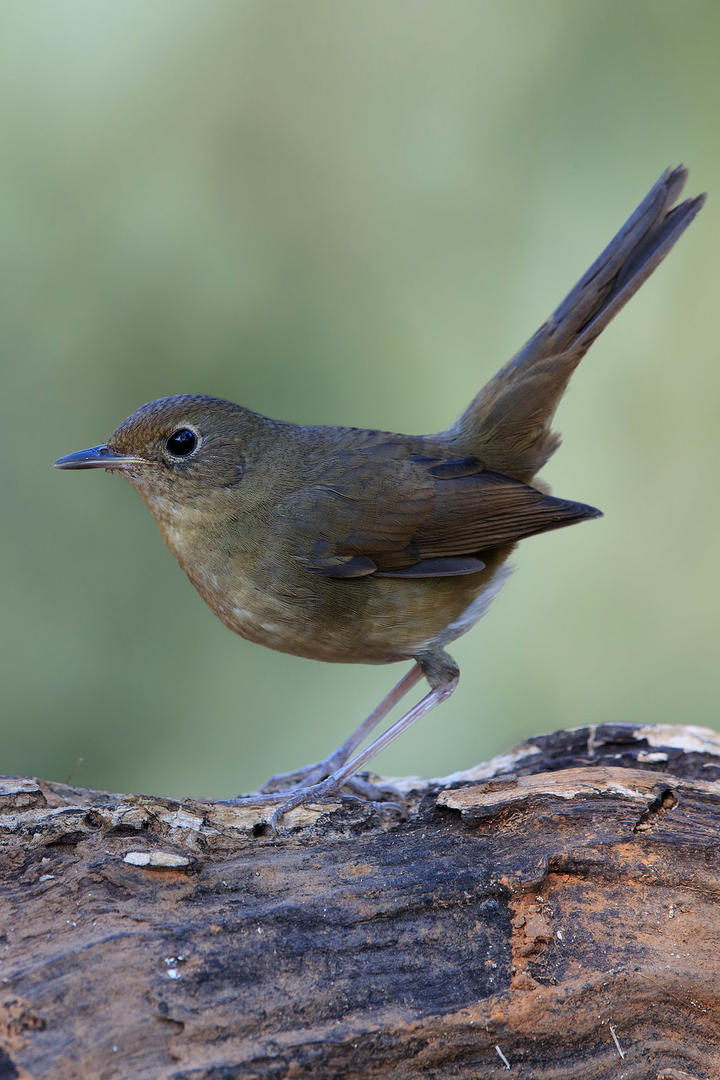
[[2, 723, 720, 1079]]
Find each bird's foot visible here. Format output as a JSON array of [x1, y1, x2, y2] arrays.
[[269, 776, 345, 829], [221, 769, 405, 830], [269, 775, 406, 830], [262, 757, 406, 818], [260, 755, 346, 794]]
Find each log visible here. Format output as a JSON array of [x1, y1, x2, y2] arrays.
[[2, 723, 720, 1080]]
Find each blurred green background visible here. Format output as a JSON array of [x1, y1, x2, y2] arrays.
[[1, 1, 717, 799]]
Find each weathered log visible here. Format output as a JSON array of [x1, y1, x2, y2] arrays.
[[2, 723, 720, 1079]]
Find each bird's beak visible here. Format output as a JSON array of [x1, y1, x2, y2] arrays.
[[53, 444, 148, 471]]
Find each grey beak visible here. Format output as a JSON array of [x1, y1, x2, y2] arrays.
[[53, 444, 146, 470]]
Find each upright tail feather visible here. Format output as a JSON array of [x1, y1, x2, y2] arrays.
[[449, 166, 705, 481]]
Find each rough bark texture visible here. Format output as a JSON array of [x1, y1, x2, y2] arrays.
[[2, 723, 720, 1080]]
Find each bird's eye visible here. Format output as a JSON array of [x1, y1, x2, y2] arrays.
[[165, 428, 198, 457]]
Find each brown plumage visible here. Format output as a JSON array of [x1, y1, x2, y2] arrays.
[[54, 167, 704, 821]]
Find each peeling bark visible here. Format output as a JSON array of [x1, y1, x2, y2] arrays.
[[2, 723, 720, 1079]]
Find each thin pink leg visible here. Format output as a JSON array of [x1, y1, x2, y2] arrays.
[[325, 663, 424, 766], [329, 677, 459, 787], [260, 663, 423, 792], [270, 674, 458, 826]]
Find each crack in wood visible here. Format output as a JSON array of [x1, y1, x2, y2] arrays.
[[633, 787, 679, 833]]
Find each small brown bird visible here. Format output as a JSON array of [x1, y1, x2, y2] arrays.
[[55, 167, 704, 821]]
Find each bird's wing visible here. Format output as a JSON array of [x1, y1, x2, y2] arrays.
[[278, 454, 600, 580]]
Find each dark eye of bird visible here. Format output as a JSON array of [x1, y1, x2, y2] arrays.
[[165, 428, 198, 457]]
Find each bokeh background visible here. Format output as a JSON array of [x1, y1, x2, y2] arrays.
[[1, 1, 717, 799]]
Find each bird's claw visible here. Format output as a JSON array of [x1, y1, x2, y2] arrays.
[[260, 762, 332, 794], [267, 774, 408, 830], [269, 777, 347, 830]]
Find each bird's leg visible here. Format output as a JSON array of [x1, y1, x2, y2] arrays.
[[270, 651, 459, 827], [260, 663, 423, 793]]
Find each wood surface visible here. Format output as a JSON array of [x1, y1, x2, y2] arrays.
[[2, 722, 720, 1079]]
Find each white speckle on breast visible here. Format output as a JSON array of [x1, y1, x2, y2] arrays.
[[229, 604, 289, 640]]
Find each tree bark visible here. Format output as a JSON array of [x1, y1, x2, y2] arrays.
[[2, 723, 720, 1080]]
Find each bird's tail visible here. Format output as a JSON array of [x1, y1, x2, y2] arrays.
[[448, 166, 705, 481]]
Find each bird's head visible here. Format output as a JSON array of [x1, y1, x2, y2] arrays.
[[53, 394, 267, 501]]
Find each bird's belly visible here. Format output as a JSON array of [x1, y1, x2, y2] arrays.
[[185, 550, 513, 665]]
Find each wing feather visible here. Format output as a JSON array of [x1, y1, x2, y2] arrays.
[[279, 454, 600, 580]]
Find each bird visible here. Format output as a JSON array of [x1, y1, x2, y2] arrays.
[[54, 166, 704, 822]]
